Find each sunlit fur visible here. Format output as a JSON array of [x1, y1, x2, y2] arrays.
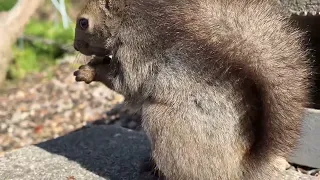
[[74, 0, 312, 179]]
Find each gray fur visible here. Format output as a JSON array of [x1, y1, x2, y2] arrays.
[[73, 0, 312, 179]]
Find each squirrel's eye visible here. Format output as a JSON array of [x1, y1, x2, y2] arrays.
[[79, 18, 89, 30]]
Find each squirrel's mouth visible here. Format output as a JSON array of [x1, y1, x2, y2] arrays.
[[93, 49, 117, 65], [74, 40, 111, 57], [73, 39, 120, 71]]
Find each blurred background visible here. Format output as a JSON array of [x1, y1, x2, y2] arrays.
[[0, 0, 142, 156]]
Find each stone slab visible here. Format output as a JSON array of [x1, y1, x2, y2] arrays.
[[279, 0, 320, 15], [289, 108, 320, 169], [0, 125, 153, 180], [0, 110, 319, 179]]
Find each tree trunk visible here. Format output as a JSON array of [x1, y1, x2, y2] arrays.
[[0, 0, 44, 85]]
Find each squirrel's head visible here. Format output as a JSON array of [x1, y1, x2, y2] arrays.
[[74, 0, 125, 57]]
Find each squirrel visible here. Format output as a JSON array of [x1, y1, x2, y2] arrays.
[[73, 0, 312, 179]]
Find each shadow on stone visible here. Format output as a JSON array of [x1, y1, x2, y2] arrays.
[[1, 109, 319, 180], [0, 125, 156, 180], [35, 125, 155, 180]]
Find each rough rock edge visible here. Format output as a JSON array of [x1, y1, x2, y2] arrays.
[[279, 0, 320, 16], [282, 169, 319, 180], [0, 125, 317, 180]]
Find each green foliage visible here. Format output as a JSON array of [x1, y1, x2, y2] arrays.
[[8, 46, 51, 79], [0, 0, 18, 11], [25, 20, 75, 44], [1, 0, 77, 81], [8, 20, 76, 80]]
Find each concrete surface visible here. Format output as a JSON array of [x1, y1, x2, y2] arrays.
[[0, 109, 319, 180], [279, 0, 320, 15], [289, 108, 320, 169], [0, 125, 154, 180]]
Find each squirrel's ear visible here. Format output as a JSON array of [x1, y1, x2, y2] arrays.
[[106, 0, 125, 14]]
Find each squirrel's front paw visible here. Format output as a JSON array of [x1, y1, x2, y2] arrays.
[[74, 65, 96, 84]]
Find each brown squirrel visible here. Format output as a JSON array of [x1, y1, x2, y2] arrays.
[[73, 0, 311, 179]]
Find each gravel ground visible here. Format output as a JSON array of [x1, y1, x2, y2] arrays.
[[0, 55, 318, 177], [0, 56, 142, 156]]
